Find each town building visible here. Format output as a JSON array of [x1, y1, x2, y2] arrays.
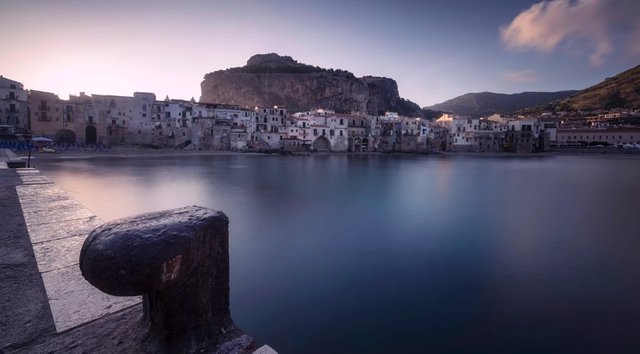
[[28, 90, 64, 139], [0, 76, 29, 135], [556, 128, 640, 146]]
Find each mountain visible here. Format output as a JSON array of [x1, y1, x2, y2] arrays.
[[427, 91, 578, 117], [553, 65, 640, 111], [200, 53, 423, 117]]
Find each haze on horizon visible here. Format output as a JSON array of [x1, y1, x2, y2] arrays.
[[1, 0, 639, 107]]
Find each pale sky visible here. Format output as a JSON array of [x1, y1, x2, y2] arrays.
[[1, 0, 639, 106]]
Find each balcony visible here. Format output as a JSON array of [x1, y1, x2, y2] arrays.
[[38, 105, 51, 111]]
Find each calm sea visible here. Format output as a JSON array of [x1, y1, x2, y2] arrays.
[[35, 153, 640, 353]]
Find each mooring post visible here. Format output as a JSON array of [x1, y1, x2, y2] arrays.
[[79, 206, 252, 353]]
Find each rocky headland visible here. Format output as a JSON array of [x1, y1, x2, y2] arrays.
[[200, 53, 423, 117]]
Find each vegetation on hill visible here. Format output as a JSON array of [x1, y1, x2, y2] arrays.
[[427, 91, 578, 116], [555, 65, 640, 110]]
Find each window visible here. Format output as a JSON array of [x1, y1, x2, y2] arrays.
[[88, 116, 94, 124], [166, 112, 171, 118], [330, 130, 335, 136], [9, 92, 15, 99]]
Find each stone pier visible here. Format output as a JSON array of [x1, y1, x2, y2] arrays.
[[0, 166, 276, 354]]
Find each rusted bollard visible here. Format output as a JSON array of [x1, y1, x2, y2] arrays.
[[79, 206, 252, 352]]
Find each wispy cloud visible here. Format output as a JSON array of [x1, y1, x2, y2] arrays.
[[500, 0, 640, 66], [503, 69, 539, 83]]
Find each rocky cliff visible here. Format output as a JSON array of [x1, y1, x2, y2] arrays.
[[200, 53, 422, 116]]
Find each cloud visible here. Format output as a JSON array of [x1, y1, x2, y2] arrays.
[[503, 69, 539, 83], [500, 0, 640, 66]]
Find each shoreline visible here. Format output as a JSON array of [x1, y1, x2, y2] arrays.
[[14, 145, 640, 160]]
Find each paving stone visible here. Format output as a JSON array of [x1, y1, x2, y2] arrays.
[[33, 235, 87, 273], [19, 175, 53, 185], [19, 197, 87, 214], [41, 265, 141, 332], [16, 168, 40, 174], [16, 184, 70, 204], [26, 216, 103, 244], [23, 206, 96, 226]]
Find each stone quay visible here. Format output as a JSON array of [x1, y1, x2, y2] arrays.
[[0, 154, 276, 353]]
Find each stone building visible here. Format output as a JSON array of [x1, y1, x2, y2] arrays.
[[346, 115, 370, 152], [0, 76, 29, 135], [28, 90, 64, 138], [556, 128, 640, 146], [254, 106, 287, 150]]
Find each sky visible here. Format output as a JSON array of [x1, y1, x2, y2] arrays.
[[1, 0, 639, 107]]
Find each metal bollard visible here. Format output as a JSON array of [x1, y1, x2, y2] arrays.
[[79, 206, 252, 352]]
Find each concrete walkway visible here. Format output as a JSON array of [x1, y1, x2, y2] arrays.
[[1, 167, 140, 351], [0, 167, 54, 350]]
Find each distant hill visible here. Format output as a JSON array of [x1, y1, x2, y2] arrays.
[[200, 53, 423, 117], [427, 91, 578, 117], [553, 65, 640, 111]]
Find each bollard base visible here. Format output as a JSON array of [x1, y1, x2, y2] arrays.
[[10, 304, 256, 354]]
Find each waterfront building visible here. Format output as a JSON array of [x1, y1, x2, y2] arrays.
[[449, 117, 483, 152], [307, 112, 348, 152], [398, 117, 428, 153], [28, 90, 64, 139], [230, 109, 257, 147], [505, 118, 546, 153], [556, 128, 640, 146], [0, 76, 29, 135], [230, 127, 250, 150], [76, 92, 156, 145], [253, 106, 287, 150], [425, 123, 448, 153], [346, 115, 369, 152]]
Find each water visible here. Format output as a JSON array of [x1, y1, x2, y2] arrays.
[[35, 153, 640, 353]]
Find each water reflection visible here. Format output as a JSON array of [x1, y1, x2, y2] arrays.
[[36, 154, 640, 353]]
